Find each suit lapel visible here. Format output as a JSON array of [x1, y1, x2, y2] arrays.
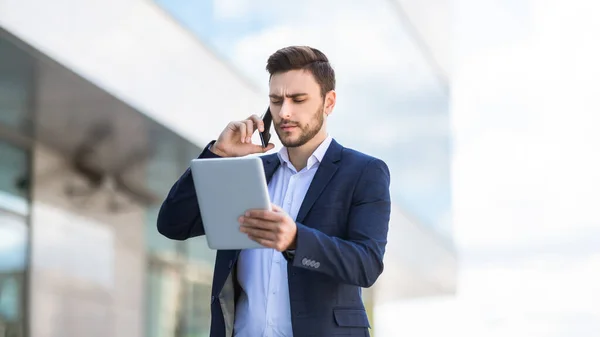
[[261, 153, 281, 183], [296, 140, 343, 223]]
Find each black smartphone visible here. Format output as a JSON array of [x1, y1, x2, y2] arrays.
[[259, 107, 272, 147]]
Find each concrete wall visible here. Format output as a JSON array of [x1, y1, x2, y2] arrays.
[[29, 144, 145, 337]]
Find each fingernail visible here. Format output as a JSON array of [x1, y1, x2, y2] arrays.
[[245, 211, 250, 216]]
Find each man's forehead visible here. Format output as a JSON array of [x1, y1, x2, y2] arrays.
[[269, 70, 319, 95]]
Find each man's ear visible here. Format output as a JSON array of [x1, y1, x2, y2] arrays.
[[324, 90, 336, 115]]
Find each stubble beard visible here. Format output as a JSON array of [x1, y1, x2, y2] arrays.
[[276, 105, 325, 148]]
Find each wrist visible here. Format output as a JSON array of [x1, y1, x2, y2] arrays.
[[210, 142, 229, 157]]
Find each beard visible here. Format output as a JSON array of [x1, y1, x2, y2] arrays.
[[275, 104, 325, 148]]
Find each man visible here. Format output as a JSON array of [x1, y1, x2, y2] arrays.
[[157, 46, 391, 337]]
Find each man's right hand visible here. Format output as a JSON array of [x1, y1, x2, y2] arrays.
[[211, 114, 275, 157]]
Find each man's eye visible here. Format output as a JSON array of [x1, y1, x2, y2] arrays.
[[293, 99, 305, 103], [271, 100, 282, 105]]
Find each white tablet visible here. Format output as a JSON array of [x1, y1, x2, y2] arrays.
[[189, 156, 271, 250]]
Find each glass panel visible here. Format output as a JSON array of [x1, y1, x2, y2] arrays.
[[0, 141, 29, 216], [147, 131, 185, 196], [145, 263, 185, 337], [145, 206, 178, 259], [145, 125, 211, 337], [0, 36, 34, 132], [153, 0, 452, 237], [181, 281, 211, 337], [186, 235, 216, 271], [145, 130, 186, 257], [0, 210, 27, 337]]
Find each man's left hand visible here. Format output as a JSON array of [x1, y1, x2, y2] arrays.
[[239, 204, 297, 252]]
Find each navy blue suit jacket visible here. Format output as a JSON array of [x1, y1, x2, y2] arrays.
[[157, 139, 391, 337]]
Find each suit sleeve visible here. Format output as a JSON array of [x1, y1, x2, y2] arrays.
[[291, 158, 391, 288], [156, 141, 220, 240]]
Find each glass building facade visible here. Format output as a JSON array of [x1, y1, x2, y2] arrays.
[[0, 34, 34, 337], [144, 128, 215, 337], [0, 32, 218, 337]]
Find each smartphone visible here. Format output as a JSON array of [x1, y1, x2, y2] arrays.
[[259, 107, 272, 147]]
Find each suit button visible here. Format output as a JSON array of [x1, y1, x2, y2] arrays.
[[211, 295, 215, 304]]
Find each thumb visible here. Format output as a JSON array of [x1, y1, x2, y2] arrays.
[[253, 143, 275, 153], [271, 203, 284, 212]]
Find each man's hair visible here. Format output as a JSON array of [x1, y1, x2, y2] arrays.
[[266, 46, 336, 98]]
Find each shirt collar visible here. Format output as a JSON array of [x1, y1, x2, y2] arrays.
[[277, 135, 333, 171]]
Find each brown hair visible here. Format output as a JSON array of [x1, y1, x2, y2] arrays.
[[266, 46, 336, 98]]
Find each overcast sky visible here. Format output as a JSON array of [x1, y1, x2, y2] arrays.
[[376, 0, 600, 335]]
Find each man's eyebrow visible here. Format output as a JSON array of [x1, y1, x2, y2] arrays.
[[269, 93, 309, 99]]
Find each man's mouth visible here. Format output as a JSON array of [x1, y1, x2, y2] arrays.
[[279, 124, 297, 131]]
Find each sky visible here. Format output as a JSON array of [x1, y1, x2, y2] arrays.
[[375, 0, 600, 336], [155, 0, 600, 335]]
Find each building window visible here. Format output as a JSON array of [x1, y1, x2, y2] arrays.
[[0, 210, 27, 337], [144, 130, 213, 337], [0, 35, 32, 337], [0, 36, 34, 134], [0, 141, 29, 337]]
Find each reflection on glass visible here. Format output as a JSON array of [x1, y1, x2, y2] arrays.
[[181, 281, 211, 337], [145, 129, 187, 258], [0, 211, 27, 337], [154, 0, 452, 237], [146, 265, 182, 337], [0, 141, 29, 216], [186, 236, 216, 270], [145, 263, 212, 337], [146, 206, 178, 259], [0, 37, 34, 132], [145, 126, 213, 337], [147, 130, 186, 195]]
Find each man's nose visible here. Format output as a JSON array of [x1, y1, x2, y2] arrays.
[[278, 101, 292, 119]]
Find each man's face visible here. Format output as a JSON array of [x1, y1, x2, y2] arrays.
[[268, 69, 334, 148]]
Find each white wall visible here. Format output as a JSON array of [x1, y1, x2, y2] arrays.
[[0, 0, 265, 147]]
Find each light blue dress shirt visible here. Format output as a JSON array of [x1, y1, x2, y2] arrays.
[[233, 136, 333, 337]]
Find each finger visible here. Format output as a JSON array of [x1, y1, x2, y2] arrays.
[[243, 209, 283, 222], [271, 203, 284, 213], [241, 226, 277, 241], [244, 119, 254, 143], [239, 216, 277, 230], [248, 236, 277, 249], [248, 114, 264, 132], [248, 143, 275, 153], [263, 143, 275, 152], [240, 143, 275, 156], [234, 121, 247, 143]]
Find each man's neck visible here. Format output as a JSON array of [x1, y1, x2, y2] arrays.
[[287, 132, 328, 172]]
